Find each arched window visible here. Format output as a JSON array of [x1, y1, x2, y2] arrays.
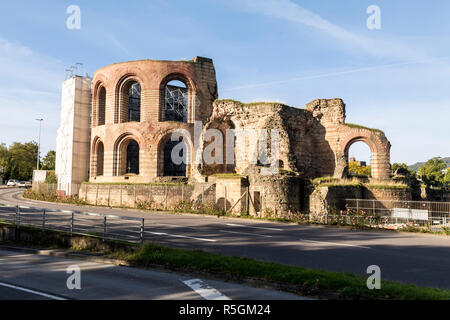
[[126, 140, 139, 174], [128, 82, 141, 122], [96, 141, 104, 176], [163, 138, 186, 176], [114, 136, 140, 176], [165, 80, 187, 122], [98, 87, 106, 126], [117, 78, 141, 123]]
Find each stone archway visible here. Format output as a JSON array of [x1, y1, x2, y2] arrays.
[[202, 119, 236, 175], [156, 130, 193, 177], [336, 127, 391, 181], [113, 134, 142, 176]]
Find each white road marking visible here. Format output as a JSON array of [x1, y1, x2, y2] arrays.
[[299, 239, 371, 249], [183, 279, 231, 300], [0, 281, 67, 300], [145, 231, 216, 242], [220, 230, 273, 238], [226, 223, 283, 231]]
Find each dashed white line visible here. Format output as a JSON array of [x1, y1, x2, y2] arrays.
[[220, 230, 273, 238], [225, 223, 283, 231], [0, 281, 67, 300], [299, 239, 371, 249], [183, 279, 231, 300], [145, 231, 216, 242]]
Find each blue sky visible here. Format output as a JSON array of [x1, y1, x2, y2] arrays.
[[0, 0, 449, 165]]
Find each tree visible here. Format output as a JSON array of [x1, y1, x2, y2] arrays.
[[391, 163, 415, 177], [0, 143, 10, 181], [418, 157, 446, 188], [444, 169, 450, 188], [45, 171, 58, 184], [42, 150, 56, 170], [7, 142, 38, 181], [348, 161, 371, 177]]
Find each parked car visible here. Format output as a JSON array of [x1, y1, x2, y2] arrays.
[[18, 181, 27, 188], [7, 180, 19, 187], [24, 181, 32, 188]]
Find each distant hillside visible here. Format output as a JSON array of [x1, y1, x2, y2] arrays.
[[408, 157, 450, 172]]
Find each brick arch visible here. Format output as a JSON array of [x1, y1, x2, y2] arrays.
[[156, 129, 193, 177], [158, 72, 197, 123], [91, 137, 104, 177], [113, 133, 143, 176], [115, 74, 144, 124], [337, 128, 391, 180], [202, 119, 236, 175]]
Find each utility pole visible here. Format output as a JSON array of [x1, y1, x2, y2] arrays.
[[36, 118, 43, 170]]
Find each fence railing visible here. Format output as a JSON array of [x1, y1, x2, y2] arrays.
[[344, 199, 450, 227], [0, 203, 145, 243]]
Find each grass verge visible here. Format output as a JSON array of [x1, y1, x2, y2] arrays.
[[116, 243, 449, 300]]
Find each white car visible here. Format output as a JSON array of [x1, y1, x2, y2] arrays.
[[7, 180, 19, 187]]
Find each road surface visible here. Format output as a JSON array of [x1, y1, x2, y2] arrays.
[[1, 188, 450, 289], [0, 249, 305, 300]]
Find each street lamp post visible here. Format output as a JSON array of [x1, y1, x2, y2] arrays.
[[36, 118, 43, 170]]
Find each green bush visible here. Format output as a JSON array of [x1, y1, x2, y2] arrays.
[[23, 189, 88, 205]]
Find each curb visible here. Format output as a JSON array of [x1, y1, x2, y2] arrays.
[[0, 244, 130, 266]]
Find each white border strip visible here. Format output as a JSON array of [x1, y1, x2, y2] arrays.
[[183, 279, 230, 300], [226, 223, 283, 231], [0, 281, 67, 300], [145, 231, 216, 242], [300, 239, 371, 249], [220, 230, 273, 238]]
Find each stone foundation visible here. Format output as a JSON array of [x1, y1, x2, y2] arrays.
[[309, 185, 413, 220]]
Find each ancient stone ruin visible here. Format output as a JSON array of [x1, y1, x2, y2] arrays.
[[56, 56, 394, 216]]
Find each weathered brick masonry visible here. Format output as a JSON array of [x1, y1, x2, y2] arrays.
[[76, 56, 394, 216]]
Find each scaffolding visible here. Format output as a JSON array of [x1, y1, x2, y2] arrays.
[[55, 72, 92, 195]]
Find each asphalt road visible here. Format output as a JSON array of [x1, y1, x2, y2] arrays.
[[0, 249, 304, 300], [1, 188, 450, 289]]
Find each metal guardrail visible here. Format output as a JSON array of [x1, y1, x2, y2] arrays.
[[0, 203, 145, 243], [344, 199, 450, 227]]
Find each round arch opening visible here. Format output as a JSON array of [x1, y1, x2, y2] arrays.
[[344, 139, 373, 179]]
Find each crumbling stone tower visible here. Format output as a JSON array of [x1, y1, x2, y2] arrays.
[[305, 99, 391, 181], [204, 98, 391, 181]]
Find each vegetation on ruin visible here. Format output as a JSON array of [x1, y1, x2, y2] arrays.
[[344, 123, 384, 134], [215, 99, 288, 108], [81, 181, 190, 186], [212, 173, 243, 178], [365, 183, 409, 190], [312, 177, 408, 189]]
